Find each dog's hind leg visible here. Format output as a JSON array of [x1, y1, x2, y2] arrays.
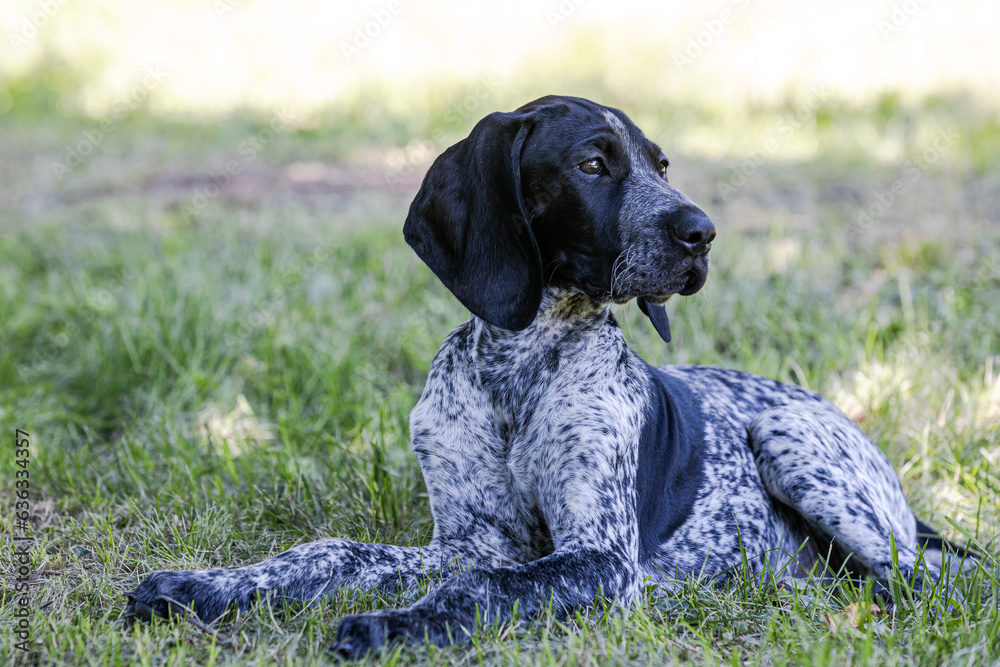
[[747, 400, 930, 589], [127, 539, 456, 624]]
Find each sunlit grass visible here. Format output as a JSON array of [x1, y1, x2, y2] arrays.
[[3, 0, 1000, 119]]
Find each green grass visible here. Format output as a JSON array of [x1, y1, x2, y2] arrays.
[[1, 72, 999, 664]]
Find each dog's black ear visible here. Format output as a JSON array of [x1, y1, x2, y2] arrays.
[[404, 111, 541, 330], [637, 297, 672, 343]]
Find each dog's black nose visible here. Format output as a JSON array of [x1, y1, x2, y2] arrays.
[[670, 208, 716, 256]]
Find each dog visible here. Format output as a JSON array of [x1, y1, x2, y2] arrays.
[[127, 95, 969, 658]]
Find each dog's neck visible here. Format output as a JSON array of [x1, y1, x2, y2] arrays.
[[474, 286, 612, 345], [538, 285, 613, 324], [469, 286, 619, 420]]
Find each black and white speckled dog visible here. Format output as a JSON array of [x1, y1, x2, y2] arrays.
[[127, 95, 968, 657]]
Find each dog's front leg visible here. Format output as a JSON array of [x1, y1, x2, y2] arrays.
[[332, 361, 647, 657], [330, 546, 637, 658], [127, 539, 455, 624]]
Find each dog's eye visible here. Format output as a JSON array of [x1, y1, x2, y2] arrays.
[[658, 160, 669, 180], [578, 158, 604, 175]]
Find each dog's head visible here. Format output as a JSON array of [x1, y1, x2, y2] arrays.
[[404, 95, 715, 341]]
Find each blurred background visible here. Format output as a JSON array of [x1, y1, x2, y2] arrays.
[[4, 0, 1000, 111], [3, 0, 1000, 212], [1, 2, 999, 661]]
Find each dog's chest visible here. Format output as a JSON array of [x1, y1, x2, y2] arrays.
[[485, 320, 643, 533], [411, 316, 644, 561]]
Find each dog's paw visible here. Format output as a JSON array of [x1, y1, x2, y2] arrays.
[[329, 614, 386, 660], [126, 569, 249, 625], [329, 611, 428, 660], [871, 565, 963, 617]]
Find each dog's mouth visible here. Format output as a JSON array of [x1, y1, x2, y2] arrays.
[[638, 266, 708, 304], [580, 252, 709, 305], [678, 267, 708, 295], [593, 269, 706, 306], [640, 292, 673, 306]]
